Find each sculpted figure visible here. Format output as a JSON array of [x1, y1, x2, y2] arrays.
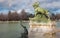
[[30, 2, 51, 22], [20, 20, 28, 38]]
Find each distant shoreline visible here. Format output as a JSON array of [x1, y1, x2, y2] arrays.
[[0, 21, 29, 23]]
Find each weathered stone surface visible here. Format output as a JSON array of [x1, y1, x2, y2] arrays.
[[28, 21, 56, 38]]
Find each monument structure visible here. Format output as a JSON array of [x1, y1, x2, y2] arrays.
[[28, 2, 56, 38]]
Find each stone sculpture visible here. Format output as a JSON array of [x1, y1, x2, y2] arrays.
[[20, 20, 28, 38], [28, 2, 56, 38], [30, 2, 51, 22]]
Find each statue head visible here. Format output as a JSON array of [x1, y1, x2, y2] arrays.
[[32, 2, 39, 9]]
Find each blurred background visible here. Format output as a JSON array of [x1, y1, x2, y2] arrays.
[[0, 0, 60, 38]]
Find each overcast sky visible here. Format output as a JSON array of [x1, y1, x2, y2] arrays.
[[0, 0, 60, 14]]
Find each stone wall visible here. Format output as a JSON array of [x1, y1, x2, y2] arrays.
[[28, 21, 56, 38]]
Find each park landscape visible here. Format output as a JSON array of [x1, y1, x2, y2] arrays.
[[0, 0, 60, 38]]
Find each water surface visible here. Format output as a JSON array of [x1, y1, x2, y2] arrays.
[[0, 21, 60, 38]]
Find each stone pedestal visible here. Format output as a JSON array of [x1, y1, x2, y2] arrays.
[[28, 21, 56, 38]]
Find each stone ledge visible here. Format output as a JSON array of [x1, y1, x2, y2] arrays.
[[28, 21, 56, 38], [29, 21, 56, 28]]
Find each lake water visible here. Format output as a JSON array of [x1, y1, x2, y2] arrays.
[[0, 21, 60, 38]]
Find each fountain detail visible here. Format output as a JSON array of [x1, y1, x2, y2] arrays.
[[28, 2, 56, 38]]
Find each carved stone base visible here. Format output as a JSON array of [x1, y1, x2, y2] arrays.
[[28, 21, 56, 38]]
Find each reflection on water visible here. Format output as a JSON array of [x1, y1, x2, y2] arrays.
[[0, 21, 60, 38]]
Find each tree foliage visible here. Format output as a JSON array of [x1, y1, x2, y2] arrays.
[[0, 9, 34, 21]]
